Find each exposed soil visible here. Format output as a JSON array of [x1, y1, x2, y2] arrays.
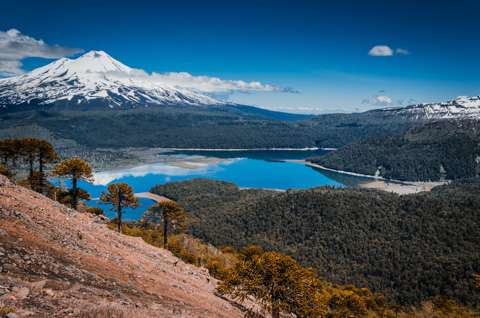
[[0, 175, 243, 317]]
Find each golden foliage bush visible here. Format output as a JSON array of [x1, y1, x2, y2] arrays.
[[85, 206, 104, 216], [111, 222, 237, 279], [0, 305, 15, 317]]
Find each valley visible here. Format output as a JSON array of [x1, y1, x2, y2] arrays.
[[1, 28, 480, 317], [151, 178, 480, 306]]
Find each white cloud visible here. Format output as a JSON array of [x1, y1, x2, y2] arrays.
[[368, 45, 394, 57], [397, 98, 416, 106], [374, 95, 392, 105], [108, 68, 297, 94], [0, 28, 83, 74], [92, 162, 209, 185], [395, 48, 410, 55], [92, 159, 239, 185], [368, 45, 410, 57], [362, 94, 394, 107], [0, 29, 292, 94]]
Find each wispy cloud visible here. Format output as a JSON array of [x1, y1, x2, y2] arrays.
[[0, 29, 293, 94], [397, 98, 416, 106], [368, 45, 394, 57], [362, 92, 416, 109], [109, 69, 297, 94], [0, 29, 83, 74], [362, 94, 393, 107], [368, 45, 410, 57], [92, 159, 239, 185], [374, 95, 392, 105]]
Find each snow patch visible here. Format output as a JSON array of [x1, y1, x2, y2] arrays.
[[0, 50, 222, 107]]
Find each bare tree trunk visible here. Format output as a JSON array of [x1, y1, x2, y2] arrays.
[[163, 213, 168, 248], [38, 152, 44, 193], [271, 304, 280, 318], [28, 156, 34, 180], [117, 207, 122, 233], [11, 156, 17, 183], [28, 154, 36, 191], [72, 176, 78, 210], [271, 289, 280, 318], [117, 192, 123, 233]]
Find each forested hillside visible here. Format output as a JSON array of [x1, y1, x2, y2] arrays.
[[309, 120, 480, 181], [0, 107, 416, 149], [151, 178, 480, 306]]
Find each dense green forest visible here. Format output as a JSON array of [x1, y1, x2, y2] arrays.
[[0, 106, 415, 149], [309, 120, 480, 181], [151, 178, 480, 306]]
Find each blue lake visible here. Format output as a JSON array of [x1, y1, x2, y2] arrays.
[[60, 150, 352, 220]]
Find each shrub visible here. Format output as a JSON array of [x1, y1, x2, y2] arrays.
[[0, 305, 16, 317], [86, 207, 104, 216]]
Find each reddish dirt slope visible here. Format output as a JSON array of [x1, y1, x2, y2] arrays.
[[0, 175, 243, 318]]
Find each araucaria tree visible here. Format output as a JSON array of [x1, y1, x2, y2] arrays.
[[218, 251, 327, 318], [0, 139, 16, 166], [0, 164, 10, 178], [53, 157, 93, 210], [100, 182, 139, 233], [0, 138, 57, 190], [36, 140, 58, 192], [0, 139, 22, 180], [142, 200, 186, 248], [21, 138, 38, 182]]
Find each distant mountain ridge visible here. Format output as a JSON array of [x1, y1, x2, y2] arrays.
[[309, 120, 480, 181], [370, 95, 480, 120]]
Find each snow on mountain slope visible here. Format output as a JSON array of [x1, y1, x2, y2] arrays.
[[374, 96, 480, 120], [0, 50, 222, 108]]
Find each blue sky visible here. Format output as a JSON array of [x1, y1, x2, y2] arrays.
[[1, 0, 480, 113]]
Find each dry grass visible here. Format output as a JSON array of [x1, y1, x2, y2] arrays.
[[76, 304, 154, 318], [0, 305, 16, 316]]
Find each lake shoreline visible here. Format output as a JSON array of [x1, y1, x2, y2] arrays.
[[158, 147, 336, 151], [293, 160, 448, 195], [89, 147, 336, 172], [88, 149, 444, 196]]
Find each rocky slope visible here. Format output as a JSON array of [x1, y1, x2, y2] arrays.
[[0, 175, 243, 318]]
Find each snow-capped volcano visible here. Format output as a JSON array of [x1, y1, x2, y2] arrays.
[[0, 50, 222, 108], [374, 96, 480, 120]]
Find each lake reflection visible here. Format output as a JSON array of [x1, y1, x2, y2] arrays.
[[76, 150, 346, 220]]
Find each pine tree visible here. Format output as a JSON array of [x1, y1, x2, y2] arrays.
[[100, 182, 139, 233], [0, 163, 11, 178], [142, 200, 186, 247], [53, 157, 93, 210], [0, 139, 21, 180], [218, 251, 327, 318], [0, 139, 13, 166], [20, 138, 40, 188], [36, 140, 58, 192]]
